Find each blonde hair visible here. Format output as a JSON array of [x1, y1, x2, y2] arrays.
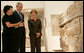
[[30, 9, 37, 15]]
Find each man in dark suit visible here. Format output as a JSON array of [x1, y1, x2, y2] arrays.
[[28, 9, 42, 52], [12, 2, 26, 52]]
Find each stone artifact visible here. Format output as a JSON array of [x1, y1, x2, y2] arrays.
[[59, 1, 83, 52]]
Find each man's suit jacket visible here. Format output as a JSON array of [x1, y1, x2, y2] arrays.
[[28, 19, 42, 36], [13, 11, 24, 23], [12, 11, 25, 52], [12, 11, 25, 37]]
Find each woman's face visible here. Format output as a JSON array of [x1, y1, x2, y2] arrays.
[[31, 12, 37, 18], [7, 8, 13, 15]]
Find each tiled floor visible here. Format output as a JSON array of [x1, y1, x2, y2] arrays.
[[26, 46, 46, 52], [26, 46, 64, 52], [53, 50, 65, 52]]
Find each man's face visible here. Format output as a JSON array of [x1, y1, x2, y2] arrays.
[[16, 4, 23, 12]]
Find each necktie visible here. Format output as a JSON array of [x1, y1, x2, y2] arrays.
[[19, 12, 23, 21]]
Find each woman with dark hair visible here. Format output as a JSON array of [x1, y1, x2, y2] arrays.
[[2, 5, 21, 52], [28, 9, 42, 52]]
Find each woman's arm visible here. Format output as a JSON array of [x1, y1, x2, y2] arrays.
[[39, 19, 42, 33], [5, 22, 21, 28], [36, 19, 42, 38], [28, 20, 36, 34], [38, 19, 42, 35]]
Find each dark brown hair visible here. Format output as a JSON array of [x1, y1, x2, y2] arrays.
[[3, 5, 13, 14]]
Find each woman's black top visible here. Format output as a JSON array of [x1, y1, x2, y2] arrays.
[[2, 14, 16, 32], [2, 14, 17, 46]]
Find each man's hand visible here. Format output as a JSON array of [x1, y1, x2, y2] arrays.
[[15, 22, 24, 28], [36, 33, 40, 38], [15, 25, 19, 28], [14, 21, 21, 28], [19, 22, 24, 27], [17, 21, 22, 25]]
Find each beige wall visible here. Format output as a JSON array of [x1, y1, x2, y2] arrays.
[[1, 1, 44, 10]]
